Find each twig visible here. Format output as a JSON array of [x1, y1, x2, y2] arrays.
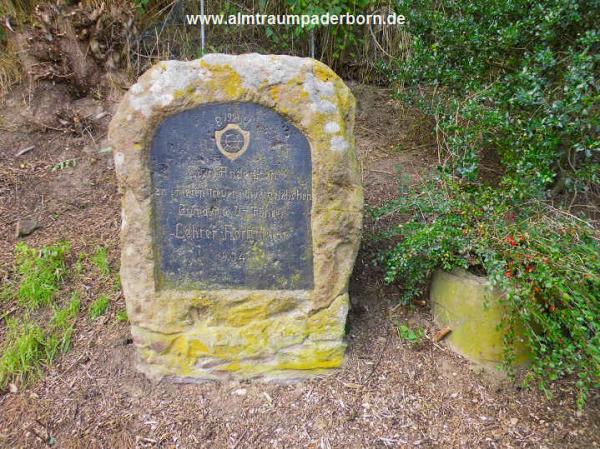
[[15, 145, 35, 157], [231, 428, 249, 449], [364, 336, 389, 383], [4, 17, 14, 32]]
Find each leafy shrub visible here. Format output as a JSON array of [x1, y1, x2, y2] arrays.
[[265, 0, 409, 77], [373, 175, 600, 407], [373, 0, 599, 407], [397, 323, 425, 344], [388, 0, 599, 199]]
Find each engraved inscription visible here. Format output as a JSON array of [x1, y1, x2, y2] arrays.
[[150, 102, 313, 290]]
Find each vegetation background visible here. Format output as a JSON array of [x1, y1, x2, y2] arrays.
[[0, 0, 598, 410]]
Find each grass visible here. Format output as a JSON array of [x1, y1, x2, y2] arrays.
[[0, 0, 44, 18], [0, 319, 48, 388], [14, 241, 70, 309], [0, 239, 120, 389], [115, 308, 128, 323], [74, 252, 87, 276], [49, 293, 81, 353], [91, 246, 111, 277], [0, 241, 82, 389], [0, 44, 21, 97], [89, 295, 110, 319], [0, 296, 79, 389], [113, 274, 121, 292]]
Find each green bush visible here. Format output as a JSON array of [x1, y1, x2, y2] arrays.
[[387, 0, 599, 198], [373, 0, 599, 407], [373, 175, 600, 407], [263, 0, 408, 76]]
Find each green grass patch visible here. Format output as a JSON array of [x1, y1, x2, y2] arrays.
[[49, 293, 81, 353], [89, 295, 110, 319], [73, 252, 87, 276], [14, 241, 70, 309], [113, 273, 122, 292], [0, 318, 48, 388], [91, 246, 111, 277], [0, 295, 79, 389], [115, 308, 128, 323], [0, 242, 82, 389]]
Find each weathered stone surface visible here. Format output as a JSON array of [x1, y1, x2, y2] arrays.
[[15, 218, 39, 238], [431, 268, 531, 367], [109, 54, 362, 381]]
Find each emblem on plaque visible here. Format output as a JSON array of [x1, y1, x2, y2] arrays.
[[215, 123, 250, 161]]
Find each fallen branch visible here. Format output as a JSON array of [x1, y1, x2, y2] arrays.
[[15, 145, 35, 157]]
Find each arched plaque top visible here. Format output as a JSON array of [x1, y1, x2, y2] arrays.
[[150, 102, 313, 290]]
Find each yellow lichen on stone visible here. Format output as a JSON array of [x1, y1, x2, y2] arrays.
[[218, 297, 297, 328], [336, 87, 355, 118], [287, 76, 311, 99], [307, 294, 347, 340], [199, 60, 244, 98], [173, 84, 196, 100], [313, 62, 337, 82], [269, 85, 281, 104], [275, 344, 346, 370]]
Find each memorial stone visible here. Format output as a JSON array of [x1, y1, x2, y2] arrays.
[[109, 54, 362, 380]]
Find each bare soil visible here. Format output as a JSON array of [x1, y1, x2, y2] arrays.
[[0, 80, 598, 449]]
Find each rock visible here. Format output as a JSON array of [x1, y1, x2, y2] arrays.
[[109, 54, 363, 382], [15, 219, 40, 238], [431, 268, 531, 367]]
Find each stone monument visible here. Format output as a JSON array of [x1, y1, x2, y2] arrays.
[[109, 54, 362, 381]]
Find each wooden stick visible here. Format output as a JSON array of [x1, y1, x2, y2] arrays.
[[15, 145, 35, 157]]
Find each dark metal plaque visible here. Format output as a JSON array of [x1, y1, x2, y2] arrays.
[[150, 102, 313, 290]]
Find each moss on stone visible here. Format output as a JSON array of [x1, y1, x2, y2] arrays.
[[431, 269, 531, 367]]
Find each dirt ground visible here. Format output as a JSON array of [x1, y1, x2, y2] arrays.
[[0, 80, 598, 449]]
